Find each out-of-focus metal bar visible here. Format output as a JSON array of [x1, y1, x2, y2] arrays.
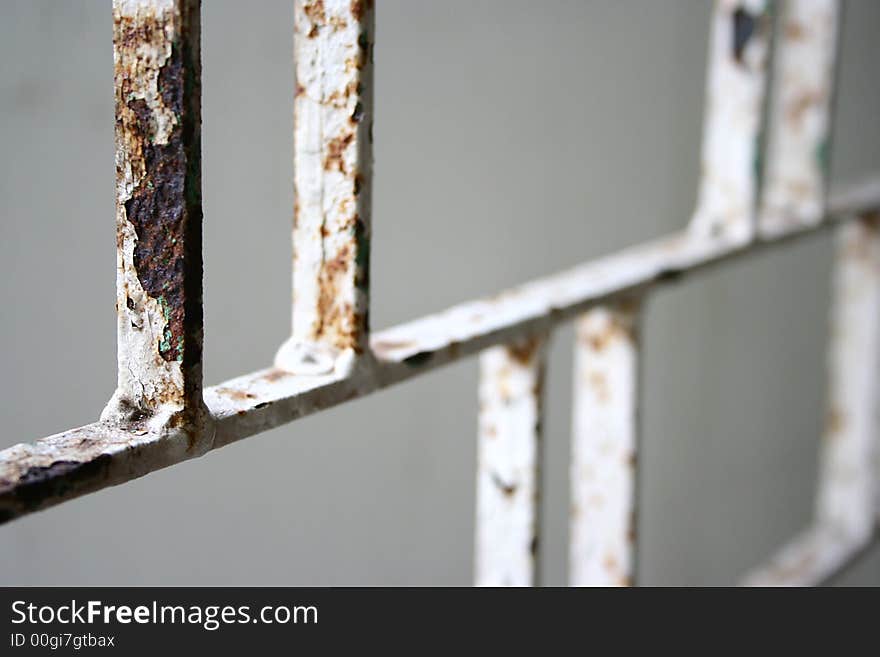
[[475, 335, 548, 586], [691, 0, 773, 242], [101, 0, 209, 442], [276, 0, 375, 375], [760, 0, 840, 237], [745, 213, 880, 586], [569, 300, 642, 587], [1, 175, 878, 524]]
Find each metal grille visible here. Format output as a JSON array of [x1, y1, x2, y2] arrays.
[[1, 0, 879, 586]]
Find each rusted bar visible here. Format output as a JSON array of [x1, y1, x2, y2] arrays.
[[275, 0, 375, 375], [690, 0, 773, 242], [474, 335, 548, 586], [745, 213, 880, 585], [760, 0, 840, 237], [101, 0, 209, 443], [569, 300, 642, 587], [1, 175, 878, 524]]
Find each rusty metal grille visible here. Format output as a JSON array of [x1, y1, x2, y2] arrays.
[[2, 0, 879, 586]]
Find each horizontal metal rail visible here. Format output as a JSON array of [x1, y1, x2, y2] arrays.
[[1, 174, 878, 524]]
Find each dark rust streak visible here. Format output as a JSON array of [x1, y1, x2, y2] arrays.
[[124, 36, 202, 372], [0, 455, 113, 523]]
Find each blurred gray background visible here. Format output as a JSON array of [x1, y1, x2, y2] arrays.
[[1, 0, 879, 585]]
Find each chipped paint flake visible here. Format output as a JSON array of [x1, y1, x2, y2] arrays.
[[475, 335, 547, 586], [569, 301, 642, 587]]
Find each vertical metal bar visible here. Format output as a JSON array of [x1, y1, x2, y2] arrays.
[[475, 335, 548, 587], [816, 213, 880, 544], [690, 0, 773, 242], [743, 213, 880, 585], [102, 0, 208, 441], [276, 0, 375, 375], [760, 0, 840, 237], [569, 300, 642, 587]]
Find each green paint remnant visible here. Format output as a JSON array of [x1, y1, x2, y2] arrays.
[[815, 139, 830, 175]]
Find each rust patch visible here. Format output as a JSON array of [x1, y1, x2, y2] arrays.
[[303, 0, 325, 24], [117, 15, 202, 370], [506, 336, 540, 366], [350, 0, 365, 21], [582, 314, 633, 352], [216, 387, 256, 401], [323, 132, 354, 173], [261, 369, 292, 383], [824, 407, 845, 438], [787, 91, 822, 126]]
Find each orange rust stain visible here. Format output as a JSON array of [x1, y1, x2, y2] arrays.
[[506, 336, 540, 366], [603, 553, 620, 574], [327, 15, 347, 30], [787, 91, 823, 126], [581, 312, 636, 352], [303, 0, 325, 24], [261, 369, 292, 383], [216, 387, 256, 401], [350, 0, 366, 21], [323, 132, 355, 173], [627, 451, 637, 468], [784, 20, 805, 41], [588, 370, 610, 403], [824, 407, 845, 439], [314, 235, 359, 349]]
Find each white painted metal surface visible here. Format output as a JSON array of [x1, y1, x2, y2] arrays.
[[691, 0, 771, 242], [761, 0, 840, 236], [569, 301, 642, 587], [475, 336, 548, 587]]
